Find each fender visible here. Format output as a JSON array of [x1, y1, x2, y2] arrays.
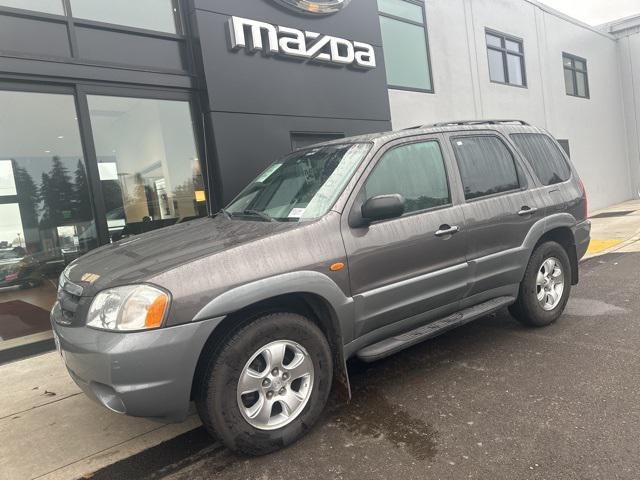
[[192, 271, 356, 399], [519, 212, 580, 283], [522, 212, 577, 250]]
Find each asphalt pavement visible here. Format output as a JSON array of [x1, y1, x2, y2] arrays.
[[85, 248, 640, 480]]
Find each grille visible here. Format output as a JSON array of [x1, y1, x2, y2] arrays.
[[55, 274, 84, 326]]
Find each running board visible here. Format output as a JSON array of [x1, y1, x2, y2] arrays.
[[356, 296, 515, 362]]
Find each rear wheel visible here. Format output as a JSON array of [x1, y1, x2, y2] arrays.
[[196, 312, 333, 455], [510, 241, 572, 327]]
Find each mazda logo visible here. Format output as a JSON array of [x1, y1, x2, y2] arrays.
[[272, 0, 352, 16]]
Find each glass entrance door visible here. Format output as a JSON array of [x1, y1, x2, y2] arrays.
[[0, 89, 98, 344]]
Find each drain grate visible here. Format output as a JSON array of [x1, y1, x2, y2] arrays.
[[590, 210, 636, 219]]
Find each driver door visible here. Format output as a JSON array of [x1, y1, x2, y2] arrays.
[[341, 136, 468, 340]]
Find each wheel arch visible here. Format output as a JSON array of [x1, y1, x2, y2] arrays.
[[523, 214, 579, 285], [190, 272, 354, 403]]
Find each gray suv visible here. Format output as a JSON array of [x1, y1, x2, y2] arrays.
[[51, 120, 590, 455]]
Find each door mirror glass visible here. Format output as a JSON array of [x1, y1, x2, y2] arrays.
[[361, 194, 405, 224]]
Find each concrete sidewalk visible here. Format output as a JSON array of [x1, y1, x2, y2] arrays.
[[1, 198, 639, 480], [0, 353, 202, 480], [584, 198, 640, 258]]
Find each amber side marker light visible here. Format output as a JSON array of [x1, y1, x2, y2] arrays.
[[145, 294, 169, 329], [330, 262, 345, 272]]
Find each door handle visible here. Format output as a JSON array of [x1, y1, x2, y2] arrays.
[[435, 225, 460, 237], [518, 206, 538, 216]]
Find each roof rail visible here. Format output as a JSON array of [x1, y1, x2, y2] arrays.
[[430, 119, 530, 127]]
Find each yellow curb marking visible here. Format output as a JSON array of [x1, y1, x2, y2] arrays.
[[586, 239, 624, 255]]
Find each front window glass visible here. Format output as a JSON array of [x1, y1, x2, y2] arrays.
[[87, 95, 206, 241], [364, 141, 450, 214], [69, 0, 177, 33], [226, 144, 371, 222], [0, 90, 98, 348]]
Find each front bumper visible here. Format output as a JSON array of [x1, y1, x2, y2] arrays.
[[51, 303, 224, 422]]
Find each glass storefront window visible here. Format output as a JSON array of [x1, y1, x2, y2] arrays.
[[0, 0, 63, 15], [69, 0, 178, 33], [87, 95, 206, 242], [0, 90, 97, 346]]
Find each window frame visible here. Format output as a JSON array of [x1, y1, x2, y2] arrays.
[[378, 0, 435, 94], [562, 52, 590, 99], [450, 133, 526, 203], [484, 28, 527, 88], [0, 0, 183, 39], [359, 137, 453, 222]]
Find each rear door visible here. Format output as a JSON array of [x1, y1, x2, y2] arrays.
[[444, 132, 544, 304], [341, 136, 468, 340], [509, 132, 583, 219]]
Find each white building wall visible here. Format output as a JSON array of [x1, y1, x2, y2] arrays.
[[388, 0, 637, 211], [613, 22, 640, 199]]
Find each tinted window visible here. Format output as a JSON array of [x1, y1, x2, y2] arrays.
[[69, 0, 177, 33], [364, 141, 450, 214], [378, 0, 433, 91], [511, 133, 571, 186], [0, 0, 63, 14], [452, 136, 520, 200]]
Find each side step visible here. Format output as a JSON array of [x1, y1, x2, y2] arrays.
[[356, 296, 515, 362]]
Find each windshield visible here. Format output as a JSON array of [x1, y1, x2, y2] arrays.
[[226, 143, 371, 222]]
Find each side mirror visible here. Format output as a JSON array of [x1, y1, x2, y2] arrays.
[[360, 194, 405, 225]]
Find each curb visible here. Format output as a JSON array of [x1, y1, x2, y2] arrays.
[[581, 229, 640, 262]]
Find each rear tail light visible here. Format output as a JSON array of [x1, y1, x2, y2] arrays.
[[578, 178, 588, 219]]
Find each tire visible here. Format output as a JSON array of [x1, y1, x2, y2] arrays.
[[509, 241, 572, 327], [196, 312, 333, 456]]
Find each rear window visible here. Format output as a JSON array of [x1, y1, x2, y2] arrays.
[[451, 136, 521, 200], [510, 133, 571, 186]]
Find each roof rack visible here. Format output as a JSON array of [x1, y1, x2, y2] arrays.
[[430, 119, 530, 127]]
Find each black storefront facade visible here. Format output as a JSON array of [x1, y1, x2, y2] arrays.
[[0, 0, 392, 361]]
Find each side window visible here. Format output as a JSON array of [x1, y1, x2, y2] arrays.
[[452, 136, 520, 200], [364, 140, 450, 214], [510, 133, 571, 186]]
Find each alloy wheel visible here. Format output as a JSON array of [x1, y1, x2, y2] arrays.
[[536, 257, 565, 311], [237, 340, 314, 430]]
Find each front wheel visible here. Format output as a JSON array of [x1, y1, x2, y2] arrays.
[[510, 241, 572, 327], [196, 312, 333, 456]]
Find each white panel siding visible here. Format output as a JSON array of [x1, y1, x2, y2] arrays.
[[387, 0, 639, 211]]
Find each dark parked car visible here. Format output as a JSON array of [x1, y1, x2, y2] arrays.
[[0, 247, 43, 289], [51, 120, 590, 455]]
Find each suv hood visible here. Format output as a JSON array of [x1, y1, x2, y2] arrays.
[[65, 216, 298, 295]]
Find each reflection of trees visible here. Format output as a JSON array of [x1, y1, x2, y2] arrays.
[[39, 156, 73, 228], [12, 162, 39, 229], [73, 160, 93, 221], [101, 180, 124, 214]]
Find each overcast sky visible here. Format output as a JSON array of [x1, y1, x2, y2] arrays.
[[538, 0, 640, 25]]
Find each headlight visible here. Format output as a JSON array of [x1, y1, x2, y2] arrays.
[[87, 285, 169, 331]]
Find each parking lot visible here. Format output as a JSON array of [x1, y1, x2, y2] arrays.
[[88, 245, 640, 480]]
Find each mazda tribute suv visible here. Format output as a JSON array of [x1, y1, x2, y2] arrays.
[[51, 120, 591, 455]]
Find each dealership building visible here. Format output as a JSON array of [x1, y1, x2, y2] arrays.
[[0, 0, 639, 360]]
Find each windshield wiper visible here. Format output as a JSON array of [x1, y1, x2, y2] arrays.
[[237, 209, 275, 222]]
